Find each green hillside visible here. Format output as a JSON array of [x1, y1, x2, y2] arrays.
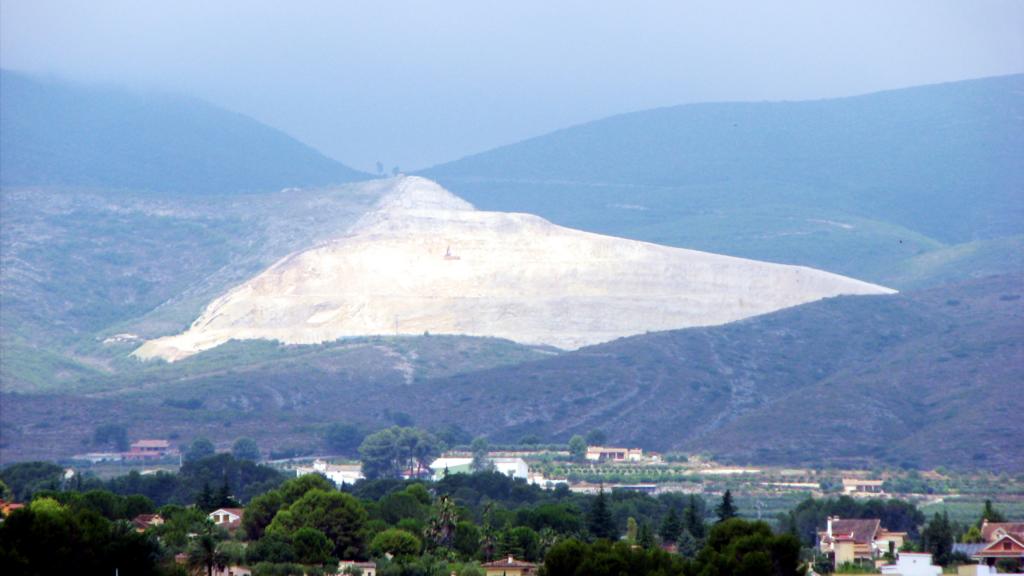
[[422, 75, 1024, 286], [0, 70, 368, 194]]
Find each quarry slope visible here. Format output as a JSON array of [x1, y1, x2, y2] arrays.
[[135, 176, 894, 361]]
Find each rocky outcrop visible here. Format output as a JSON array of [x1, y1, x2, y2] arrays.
[[135, 176, 894, 361]]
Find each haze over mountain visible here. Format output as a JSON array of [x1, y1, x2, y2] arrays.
[[423, 75, 1024, 288], [135, 177, 892, 362], [0, 70, 368, 194]]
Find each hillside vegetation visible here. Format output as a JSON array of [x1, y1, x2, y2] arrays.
[[383, 275, 1023, 471], [0, 70, 367, 193], [423, 75, 1024, 287], [2, 276, 1018, 472]]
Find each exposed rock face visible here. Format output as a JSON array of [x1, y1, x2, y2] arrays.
[[135, 176, 895, 361]]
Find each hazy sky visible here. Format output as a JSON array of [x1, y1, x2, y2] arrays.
[[2, 1, 1022, 172]]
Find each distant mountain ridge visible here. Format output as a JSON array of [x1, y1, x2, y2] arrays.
[[0, 70, 368, 194], [422, 74, 1024, 288]]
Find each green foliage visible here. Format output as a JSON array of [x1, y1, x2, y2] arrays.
[[359, 427, 441, 480], [370, 528, 422, 559], [568, 435, 587, 462], [93, 423, 129, 451], [470, 437, 493, 473], [186, 437, 216, 462], [585, 430, 607, 446], [587, 489, 616, 541], [780, 496, 925, 547], [696, 518, 804, 576], [0, 497, 160, 574], [232, 437, 261, 461], [979, 499, 1006, 525], [325, 424, 366, 457], [921, 512, 955, 565], [292, 527, 336, 565], [0, 462, 65, 501], [267, 489, 369, 559], [715, 490, 737, 523], [660, 507, 682, 544], [454, 521, 481, 557]]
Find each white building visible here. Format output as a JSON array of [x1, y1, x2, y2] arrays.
[[880, 553, 941, 576], [429, 455, 529, 481], [295, 459, 364, 487]]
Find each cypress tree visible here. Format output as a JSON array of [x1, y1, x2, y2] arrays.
[[715, 489, 738, 523], [588, 488, 616, 540]]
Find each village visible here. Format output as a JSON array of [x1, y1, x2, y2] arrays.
[[25, 437, 1019, 575]]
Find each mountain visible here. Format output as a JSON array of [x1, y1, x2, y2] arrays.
[[3, 276, 1017, 471], [364, 274, 1024, 472], [0, 70, 368, 194], [135, 177, 892, 361], [421, 75, 1024, 288]]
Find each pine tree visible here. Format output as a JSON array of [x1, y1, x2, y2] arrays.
[[588, 488, 616, 540], [684, 494, 706, 539], [660, 508, 682, 544], [638, 522, 655, 549], [715, 489, 738, 523]]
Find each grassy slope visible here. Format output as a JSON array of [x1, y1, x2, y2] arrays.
[[0, 69, 368, 194], [421, 75, 1024, 286]]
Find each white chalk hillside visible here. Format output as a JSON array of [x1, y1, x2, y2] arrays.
[[135, 176, 895, 362]]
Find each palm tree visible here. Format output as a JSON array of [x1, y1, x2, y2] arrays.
[[188, 521, 227, 576]]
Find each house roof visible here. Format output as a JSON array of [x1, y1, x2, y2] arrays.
[[974, 534, 1024, 558], [131, 439, 170, 448], [210, 508, 244, 517], [482, 555, 537, 568], [820, 519, 881, 545], [131, 513, 163, 529], [981, 521, 1024, 543]]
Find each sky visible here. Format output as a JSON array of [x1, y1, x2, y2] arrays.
[[2, 1, 1022, 172]]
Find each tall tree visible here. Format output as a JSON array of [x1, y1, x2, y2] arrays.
[[188, 521, 228, 576], [660, 508, 682, 544], [231, 437, 260, 461], [470, 437, 494, 473], [715, 490, 738, 523], [185, 438, 216, 462], [568, 435, 587, 462], [684, 494, 706, 539], [922, 512, 955, 566], [426, 495, 459, 550], [588, 488, 616, 540], [979, 499, 1006, 526]]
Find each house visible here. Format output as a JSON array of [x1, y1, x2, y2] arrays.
[[481, 555, 538, 576], [585, 446, 643, 462], [296, 459, 364, 487], [879, 552, 941, 576], [818, 517, 906, 568], [208, 508, 244, 530], [124, 439, 172, 460], [338, 560, 377, 576], [842, 478, 885, 496], [131, 513, 164, 532], [0, 499, 25, 517], [429, 456, 529, 481], [970, 520, 1024, 569]]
